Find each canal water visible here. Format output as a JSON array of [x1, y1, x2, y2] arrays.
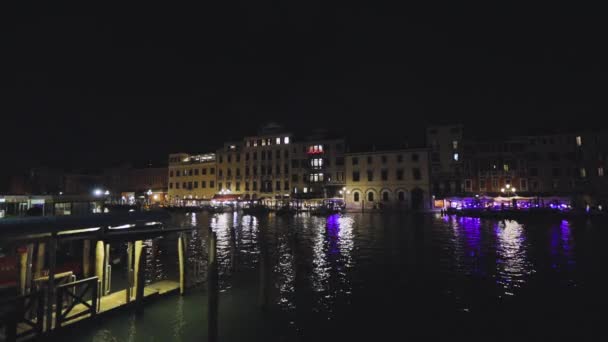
[[58, 212, 608, 341]]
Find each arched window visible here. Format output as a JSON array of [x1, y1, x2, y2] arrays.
[[368, 192, 374, 201], [382, 191, 389, 201], [398, 191, 405, 201], [354, 192, 360, 202]]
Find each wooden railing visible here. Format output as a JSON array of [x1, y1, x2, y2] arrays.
[[0, 290, 45, 342], [54, 276, 98, 329]]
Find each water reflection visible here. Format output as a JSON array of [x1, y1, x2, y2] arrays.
[[494, 220, 533, 296], [65, 212, 592, 341]]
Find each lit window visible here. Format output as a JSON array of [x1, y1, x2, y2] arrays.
[[303, 187, 308, 193], [276, 137, 281, 145], [307, 145, 324, 154], [453, 153, 459, 161], [253, 140, 258, 147], [284, 136, 290, 144], [453, 140, 458, 149], [576, 136, 582, 146], [308, 173, 324, 182], [503, 164, 509, 172], [311, 158, 324, 168], [580, 168, 587, 178], [261, 139, 266, 146], [599, 167, 604, 177]]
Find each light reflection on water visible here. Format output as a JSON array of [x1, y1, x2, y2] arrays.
[[62, 212, 599, 341]]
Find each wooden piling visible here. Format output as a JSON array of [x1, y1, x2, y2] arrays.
[[207, 231, 218, 342], [178, 234, 186, 295], [45, 237, 57, 332], [126, 242, 133, 302], [83, 240, 91, 277], [104, 243, 110, 295], [35, 242, 45, 279], [95, 241, 105, 296], [133, 240, 143, 301], [136, 245, 147, 314], [18, 248, 28, 295]]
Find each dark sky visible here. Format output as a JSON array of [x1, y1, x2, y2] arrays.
[[1, 4, 606, 186]]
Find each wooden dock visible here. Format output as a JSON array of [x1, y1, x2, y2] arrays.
[[14, 280, 180, 336]]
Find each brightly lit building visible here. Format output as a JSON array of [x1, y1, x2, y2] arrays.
[[214, 123, 346, 203], [344, 148, 432, 211], [167, 153, 217, 205]]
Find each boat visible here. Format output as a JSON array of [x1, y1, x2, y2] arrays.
[[242, 205, 271, 215]]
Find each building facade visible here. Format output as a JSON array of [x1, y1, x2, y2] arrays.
[[426, 124, 464, 197], [167, 153, 216, 204], [345, 148, 432, 211]]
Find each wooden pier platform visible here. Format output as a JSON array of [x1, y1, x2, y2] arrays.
[[15, 280, 180, 336]]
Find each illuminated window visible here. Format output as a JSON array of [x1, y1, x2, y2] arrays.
[[267, 138, 272, 145], [309, 173, 324, 182], [276, 137, 281, 145], [284, 136, 290, 144], [576, 136, 582, 146], [307, 145, 323, 154], [262, 139, 266, 146], [453, 140, 458, 149], [453, 153, 459, 161], [503, 164, 509, 172], [580, 168, 587, 178], [253, 140, 258, 147], [303, 187, 308, 193], [311, 158, 324, 168], [599, 167, 605, 177]]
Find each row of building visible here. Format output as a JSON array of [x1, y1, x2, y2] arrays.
[[166, 124, 431, 210], [5, 123, 608, 214]]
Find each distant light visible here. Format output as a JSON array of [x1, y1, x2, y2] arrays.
[[511, 188, 516, 192], [93, 189, 103, 196], [104, 190, 110, 195], [453, 153, 459, 161], [276, 137, 281, 145], [59, 192, 63, 195], [284, 136, 290, 144], [153, 194, 159, 200]]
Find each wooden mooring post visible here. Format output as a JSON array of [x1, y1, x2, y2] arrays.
[[207, 231, 218, 342], [136, 245, 147, 314], [178, 233, 187, 295]]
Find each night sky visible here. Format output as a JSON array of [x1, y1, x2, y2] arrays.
[[2, 4, 605, 188]]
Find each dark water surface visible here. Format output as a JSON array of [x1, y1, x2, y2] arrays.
[[59, 212, 608, 341]]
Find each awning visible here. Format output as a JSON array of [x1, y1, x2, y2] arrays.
[[212, 194, 240, 202]]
